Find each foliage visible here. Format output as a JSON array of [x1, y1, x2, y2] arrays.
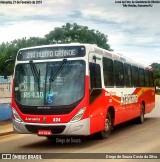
[[151, 63, 160, 88], [45, 23, 111, 50], [0, 37, 46, 75], [0, 23, 160, 89], [0, 23, 111, 75]]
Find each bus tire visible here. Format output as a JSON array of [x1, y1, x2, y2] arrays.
[[137, 104, 145, 124], [98, 111, 113, 139]]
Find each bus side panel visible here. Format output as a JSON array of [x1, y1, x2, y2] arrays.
[[108, 94, 126, 125], [149, 88, 155, 112], [143, 88, 155, 114], [114, 105, 126, 125], [132, 87, 155, 116], [125, 88, 142, 121], [89, 90, 107, 135], [89, 89, 126, 134]]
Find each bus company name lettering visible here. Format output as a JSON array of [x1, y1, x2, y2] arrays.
[[121, 93, 138, 105], [105, 92, 116, 96], [25, 117, 40, 122]]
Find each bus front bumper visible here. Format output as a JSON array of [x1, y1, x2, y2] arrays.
[[12, 118, 90, 136]]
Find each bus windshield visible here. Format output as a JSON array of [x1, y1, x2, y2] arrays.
[[14, 60, 85, 107]]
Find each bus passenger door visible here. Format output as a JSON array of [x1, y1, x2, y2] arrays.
[[89, 56, 106, 134]]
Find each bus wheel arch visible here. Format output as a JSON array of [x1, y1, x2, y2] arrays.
[[136, 101, 145, 124], [98, 106, 115, 139], [108, 106, 115, 128], [142, 101, 145, 114]]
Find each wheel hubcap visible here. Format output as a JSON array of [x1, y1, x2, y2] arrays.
[[105, 116, 111, 132]]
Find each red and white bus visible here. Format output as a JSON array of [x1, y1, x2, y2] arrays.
[[12, 43, 155, 139]]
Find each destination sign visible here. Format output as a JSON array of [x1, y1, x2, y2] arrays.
[[17, 46, 86, 61]]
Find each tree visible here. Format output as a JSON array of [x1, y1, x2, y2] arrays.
[[0, 23, 112, 75], [45, 23, 112, 50], [0, 37, 46, 75], [151, 63, 160, 87]]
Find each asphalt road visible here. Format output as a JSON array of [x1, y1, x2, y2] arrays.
[[0, 95, 160, 162]]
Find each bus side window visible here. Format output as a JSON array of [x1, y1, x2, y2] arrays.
[[145, 70, 150, 87], [149, 71, 154, 87], [139, 68, 145, 87], [124, 63, 132, 87], [89, 63, 102, 90], [89, 62, 102, 104], [132, 66, 139, 87], [103, 57, 114, 87], [114, 60, 124, 87]]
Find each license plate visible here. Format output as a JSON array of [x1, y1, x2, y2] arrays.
[[38, 130, 52, 136]]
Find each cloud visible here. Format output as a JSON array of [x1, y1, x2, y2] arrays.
[[0, 0, 160, 65]]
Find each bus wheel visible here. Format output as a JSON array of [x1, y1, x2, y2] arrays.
[[137, 104, 145, 124], [99, 111, 113, 139]]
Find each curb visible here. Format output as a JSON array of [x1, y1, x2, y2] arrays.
[[0, 120, 12, 125], [0, 131, 14, 137], [0, 120, 14, 137]]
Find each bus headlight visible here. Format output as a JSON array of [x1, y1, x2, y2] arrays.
[[70, 107, 86, 123], [12, 108, 22, 122]]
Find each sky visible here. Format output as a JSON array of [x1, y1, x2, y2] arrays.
[[0, 0, 160, 66]]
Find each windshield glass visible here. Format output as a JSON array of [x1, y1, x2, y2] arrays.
[[14, 60, 85, 107]]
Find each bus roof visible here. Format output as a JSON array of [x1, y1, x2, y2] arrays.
[[18, 43, 148, 69]]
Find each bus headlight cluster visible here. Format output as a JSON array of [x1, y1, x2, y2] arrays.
[[70, 107, 86, 123], [12, 108, 22, 122]]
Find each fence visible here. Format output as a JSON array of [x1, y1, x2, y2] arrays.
[[0, 76, 12, 98], [0, 103, 12, 121], [0, 76, 12, 121], [0, 83, 12, 98]]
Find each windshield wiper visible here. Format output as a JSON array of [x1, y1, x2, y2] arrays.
[[29, 60, 41, 93], [48, 59, 67, 94]]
